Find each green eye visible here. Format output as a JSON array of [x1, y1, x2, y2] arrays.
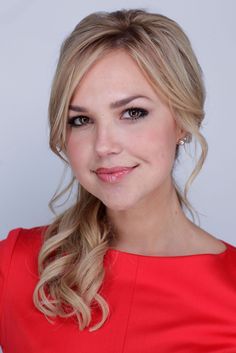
[[68, 116, 90, 127], [123, 107, 148, 120]]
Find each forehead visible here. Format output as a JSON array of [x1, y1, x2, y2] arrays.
[[70, 50, 158, 104]]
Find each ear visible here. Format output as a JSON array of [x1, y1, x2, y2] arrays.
[[176, 126, 186, 143]]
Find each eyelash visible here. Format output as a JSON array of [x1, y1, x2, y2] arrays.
[[67, 107, 149, 128]]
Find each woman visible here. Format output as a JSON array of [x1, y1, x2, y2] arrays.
[[1, 8, 236, 353]]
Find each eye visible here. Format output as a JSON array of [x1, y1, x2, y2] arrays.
[[122, 107, 148, 120], [67, 115, 91, 127]]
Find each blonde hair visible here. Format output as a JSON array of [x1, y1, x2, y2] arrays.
[[33, 9, 207, 331]]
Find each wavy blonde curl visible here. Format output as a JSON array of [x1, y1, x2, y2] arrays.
[[33, 9, 207, 331]]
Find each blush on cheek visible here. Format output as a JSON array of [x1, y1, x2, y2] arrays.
[[65, 125, 73, 142], [147, 127, 177, 166], [145, 128, 176, 150], [65, 133, 81, 159]]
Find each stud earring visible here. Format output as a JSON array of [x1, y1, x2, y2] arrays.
[[178, 138, 186, 145], [177, 135, 191, 146]]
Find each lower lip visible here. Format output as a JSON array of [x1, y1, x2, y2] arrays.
[[95, 166, 137, 183]]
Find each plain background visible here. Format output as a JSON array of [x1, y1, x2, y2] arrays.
[[0, 0, 235, 246]]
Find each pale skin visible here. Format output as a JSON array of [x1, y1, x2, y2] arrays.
[[66, 50, 226, 256]]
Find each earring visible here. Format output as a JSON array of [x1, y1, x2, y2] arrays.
[[177, 135, 191, 146], [178, 138, 186, 145]]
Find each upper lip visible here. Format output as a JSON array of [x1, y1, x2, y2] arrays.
[[95, 165, 138, 174]]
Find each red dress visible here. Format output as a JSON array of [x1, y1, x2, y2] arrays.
[[1, 226, 236, 353]]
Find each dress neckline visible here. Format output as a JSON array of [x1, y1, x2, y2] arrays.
[[107, 240, 230, 259]]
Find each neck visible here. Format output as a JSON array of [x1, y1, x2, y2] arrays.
[[107, 181, 193, 255]]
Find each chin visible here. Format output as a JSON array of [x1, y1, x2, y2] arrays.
[[100, 196, 139, 212]]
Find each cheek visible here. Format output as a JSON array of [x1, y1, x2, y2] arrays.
[[139, 125, 177, 182], [65, 133, 87, 173], [140, 123, 177, 159]]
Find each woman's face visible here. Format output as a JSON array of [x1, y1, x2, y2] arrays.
[[66, 50, 183, 211]]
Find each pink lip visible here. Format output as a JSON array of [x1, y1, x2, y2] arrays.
[[95, 165, 138, 183], [96, 166, 136, 174]]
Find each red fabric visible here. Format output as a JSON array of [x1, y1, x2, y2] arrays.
[[1, 226, 236, 353]]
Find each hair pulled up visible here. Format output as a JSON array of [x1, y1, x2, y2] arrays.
[[33, 9, 207, 331]]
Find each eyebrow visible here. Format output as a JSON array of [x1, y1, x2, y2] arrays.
[[69, 95, 151, 112]]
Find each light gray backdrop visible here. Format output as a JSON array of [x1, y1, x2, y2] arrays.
[[0, 0, 235, 247]]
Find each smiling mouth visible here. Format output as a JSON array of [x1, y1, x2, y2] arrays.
[[94, 165, 138, 183], [95, 165, 138, 174]]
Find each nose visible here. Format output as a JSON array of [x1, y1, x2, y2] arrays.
[[94, 122, 123, 157]]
